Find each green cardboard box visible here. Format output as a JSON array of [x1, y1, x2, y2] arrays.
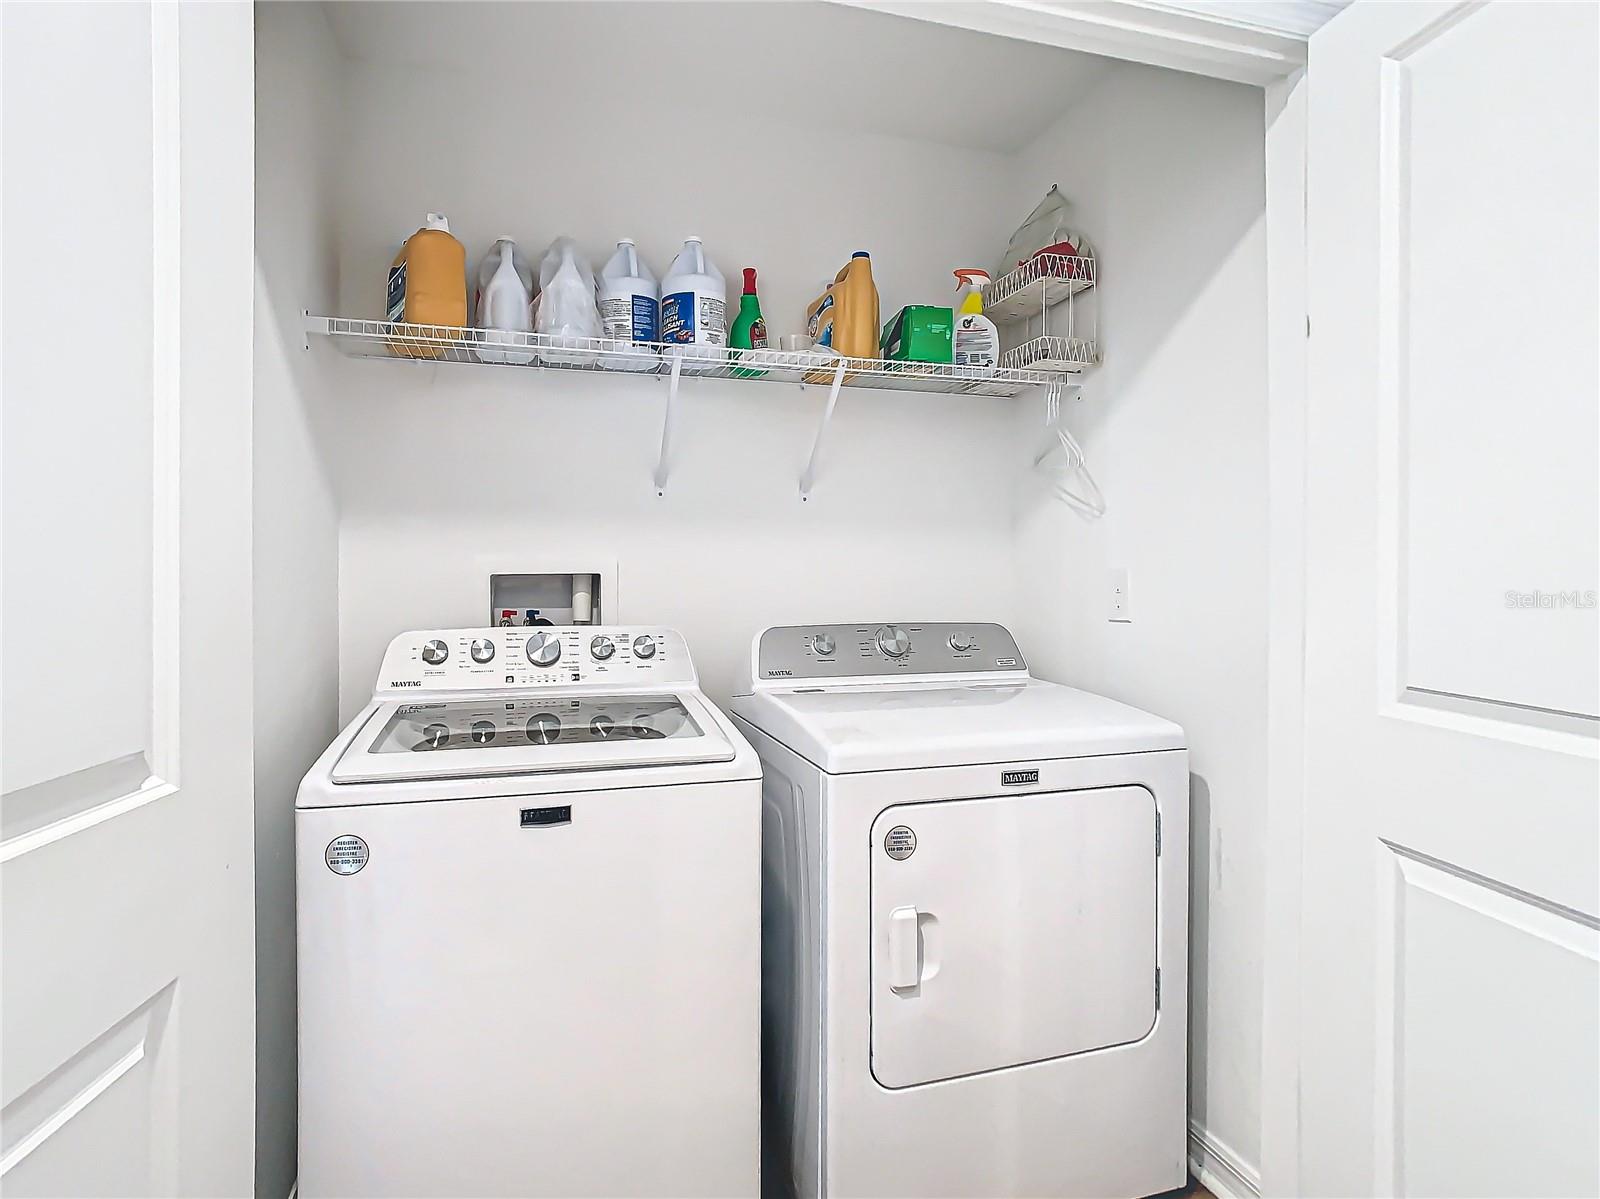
[[881, 305, 954, 364]]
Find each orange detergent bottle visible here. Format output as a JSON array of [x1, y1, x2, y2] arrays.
[[386, 212, 466, 358], [806, 251, 880, 360]]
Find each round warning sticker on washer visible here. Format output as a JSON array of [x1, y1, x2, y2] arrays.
[[883, 825, 917, 860], [325, 835, 369, 875]]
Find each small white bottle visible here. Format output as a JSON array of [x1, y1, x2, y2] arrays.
[[660, 236, 726, 373], [597, 239, 659, 372]]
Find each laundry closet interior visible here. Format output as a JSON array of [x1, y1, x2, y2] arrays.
[[254, 2, 1272, 1195]]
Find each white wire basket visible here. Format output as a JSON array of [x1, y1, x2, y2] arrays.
[[982, 252, 1096, 324], [1000, 335, 1098, 374], [307, 316, 1083, 398]]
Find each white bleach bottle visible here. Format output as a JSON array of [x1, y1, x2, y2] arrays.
[[660, 236, 726, 372], [534, 237, 602, 366], [472, 237, 535, 364], [597, 238, 659, 372]]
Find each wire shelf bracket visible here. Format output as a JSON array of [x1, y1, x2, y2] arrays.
[[654, 355, 683, 496], [798, 359, 849, 500]]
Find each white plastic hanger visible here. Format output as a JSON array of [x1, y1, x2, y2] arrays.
[[1034, 382, 1105, 518]]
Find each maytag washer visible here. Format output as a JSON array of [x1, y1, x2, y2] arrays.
[[730, 622, 1188, 1199], [296, 626, 759, 1199]]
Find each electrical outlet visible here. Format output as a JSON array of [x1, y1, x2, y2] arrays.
[[1108, 567, 1132, 623]]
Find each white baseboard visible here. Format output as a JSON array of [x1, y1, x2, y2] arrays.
[[1187, 1123, 1261, 1199]]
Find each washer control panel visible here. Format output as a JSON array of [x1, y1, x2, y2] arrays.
[[375, 626, 691, 695], [755, 622, 1027, 681]]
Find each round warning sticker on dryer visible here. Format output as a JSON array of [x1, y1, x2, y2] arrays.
[[325, 835, 369, 875], [883, 825, 917, 860]]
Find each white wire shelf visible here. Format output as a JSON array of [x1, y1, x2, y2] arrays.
[[1000, 335, 1098, 373], [982, 253, 1096, 324], [305, 313, 1088, 501], [306, 315, 1083, 399]]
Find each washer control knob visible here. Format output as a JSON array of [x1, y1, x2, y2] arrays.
[[470, 720, 497, 745], [525, 631, 562, 667], [875, 625, 912, 659], [632, 635, 657, 660], [589, 714, 615, 738], [421, 639, 449, 666], [590, 636, 616, 661], [470, 638, 496, 664], [948, 631, 976, 653], [525, 712, 561, 744], [813, 633, 836, 656]]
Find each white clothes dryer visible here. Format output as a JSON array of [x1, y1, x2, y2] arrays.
[[296, 626, 759, 1199], [730, 622, 1188, 1199]]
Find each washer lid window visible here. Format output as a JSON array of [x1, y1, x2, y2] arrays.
[[331, 692, 734, 784]]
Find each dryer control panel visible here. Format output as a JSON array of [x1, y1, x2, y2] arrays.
[[374, 626, 694, 696], [754, 622, 1028, 682]]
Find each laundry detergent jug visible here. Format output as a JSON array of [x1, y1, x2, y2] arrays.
[[386, 212, 466, 359], [805, 251, 879, 360], [597, 238, 659, 372], [660, 236, 726, 373], [473, 237, 535, 364], [534, 237, 602, 366]]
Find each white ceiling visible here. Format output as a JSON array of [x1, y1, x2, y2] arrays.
[[1131, 0, 1351, 38], [318, 1, 1119, 154]]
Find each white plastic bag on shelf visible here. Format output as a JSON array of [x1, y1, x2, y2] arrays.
[[995, 184, 1094, 280], [534, 237, 602, 366]]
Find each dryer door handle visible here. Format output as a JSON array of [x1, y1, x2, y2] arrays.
[[888, 905, 921, 992]]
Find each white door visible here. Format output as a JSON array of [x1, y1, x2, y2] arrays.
[[869, 787, 1158, 1089], [1, 4, 255, 1195], [1299, 3, 1599, 1196]]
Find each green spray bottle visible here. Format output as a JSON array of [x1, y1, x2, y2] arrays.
[[729, 267, 768, 377]]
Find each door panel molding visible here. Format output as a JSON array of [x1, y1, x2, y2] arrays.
[[2, 8, 187, 866], [0, 984, 178, 1190], [1377, 0, 1599, 728], [1383, 839, 1600, 930], [1377, 840, 1600, 1196], [0, 756, 170, 862], [150, 0, 182, 790]]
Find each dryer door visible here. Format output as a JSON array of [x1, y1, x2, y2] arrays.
[[869, 786, 1158, 1088]]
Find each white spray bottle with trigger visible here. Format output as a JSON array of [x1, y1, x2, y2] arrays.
[[952, 268, 999, 375], [597, 239, 659, 372]]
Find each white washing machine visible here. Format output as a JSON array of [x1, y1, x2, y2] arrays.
[[729, 622, 1189, 1199], [296, 626, 760, 1199]]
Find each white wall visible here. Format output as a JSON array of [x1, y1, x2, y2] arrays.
[[1008, 64, 1270, 1180], [331, 365, 1019, 714], [253, 5, 341, 1195], [327, 37, 1028, 714]]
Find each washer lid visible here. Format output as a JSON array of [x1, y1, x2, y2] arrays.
[[331, 691, 736, 784], [732, 678, 1184, 773]]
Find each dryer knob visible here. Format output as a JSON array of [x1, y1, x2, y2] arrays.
[[948, 631, 976, 653], [421, 639, 449, 665], [875, 625, 912, 659], [632, 636, 657, 660], [470, 638, 496, 664], [813, 633, 836, 656], [525, 631, 562, 667], [590, 636, 616, 661]]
